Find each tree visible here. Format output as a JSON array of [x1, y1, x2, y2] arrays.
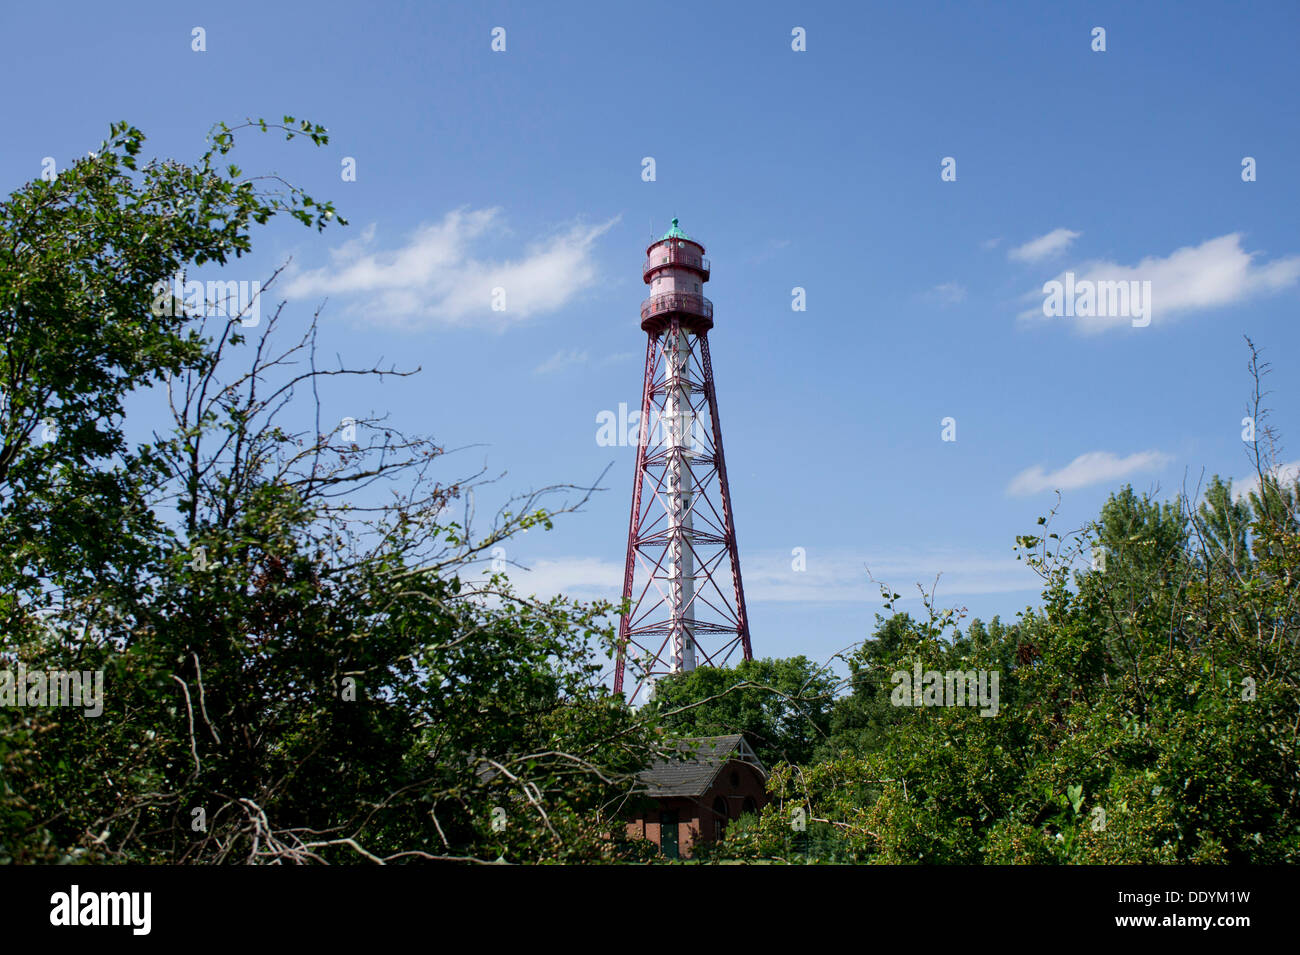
[[1, 117, 341, 863], [718, 344, 1300, 863], [645, 657, 837, 767], [0, 123, 660, 865], [0, 119, 339, 612]]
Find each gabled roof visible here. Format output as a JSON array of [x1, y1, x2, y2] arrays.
[[637, 735, 767, 798]]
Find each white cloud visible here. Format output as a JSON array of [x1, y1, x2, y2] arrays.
[[1023, 233, 1300, 329], [495, 548, 1039, 605], [1008, 450, 1172, 497], [1009, 228, 1081, 263], [1231, 459, 1300, 501], [500, 556, 623, 600], [284, 208, 619, 328], [981, 237, 1003, 250], [533, 349, 589, 375]]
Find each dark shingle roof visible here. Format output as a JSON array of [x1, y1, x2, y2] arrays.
[[637, 735, 767, 798]]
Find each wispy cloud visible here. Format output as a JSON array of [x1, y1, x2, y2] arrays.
[[493, 548, 1040, 605], [533, 349, 589, 375], [499, 556, 623, 600], [284, 208, 619, 328], [742, 549, 1038, 602], [1008, 450, 1172, 496], [922, 281, 967, 305], [748, 238, 791, 266], [1009, 228, 1080, 263]]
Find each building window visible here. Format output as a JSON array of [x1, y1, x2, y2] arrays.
[[742, 797, 757, 817], [713, 797, 728, 838]]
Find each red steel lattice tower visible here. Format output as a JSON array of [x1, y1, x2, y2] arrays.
[[615, 218, 751, 703]]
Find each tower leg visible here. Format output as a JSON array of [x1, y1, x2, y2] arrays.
[[615, 332, 657, 696], [699, 333, 751, 659]]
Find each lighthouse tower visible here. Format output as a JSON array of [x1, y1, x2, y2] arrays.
[[615, 219, 752, 702]]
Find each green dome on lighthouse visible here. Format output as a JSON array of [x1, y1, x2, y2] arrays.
[[661, 217, 690, 241]]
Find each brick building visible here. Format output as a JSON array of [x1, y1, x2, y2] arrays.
[[626, 735, 768, 859]]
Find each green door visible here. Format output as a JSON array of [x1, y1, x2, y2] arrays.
[[660, 810, 679, 859]]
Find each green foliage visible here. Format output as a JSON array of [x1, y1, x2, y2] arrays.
[[643, 656, 837, 766], [717, 424, 1300, 863], [3, 122, 1297, 867], [0, 120, 341, 608], [0, 122, 656, 865]]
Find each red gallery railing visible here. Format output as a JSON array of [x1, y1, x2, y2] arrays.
[[643, 246, 710, 281], [639, 291, 713, 323]]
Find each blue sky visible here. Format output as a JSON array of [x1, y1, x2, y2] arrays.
[[4, 1, 1299, 674]]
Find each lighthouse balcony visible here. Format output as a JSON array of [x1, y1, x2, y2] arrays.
[[640, 291, 714, 330], [643, 246, 710, 282]]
